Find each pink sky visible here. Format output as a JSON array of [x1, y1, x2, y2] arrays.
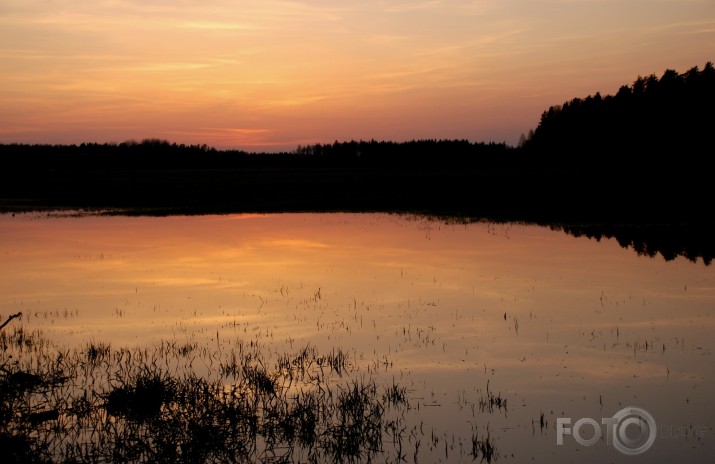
[[1, 1, 713, 151]]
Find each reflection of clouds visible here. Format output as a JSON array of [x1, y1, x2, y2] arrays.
[[1, 214, 714, 401], [261, 239, 333, 249]]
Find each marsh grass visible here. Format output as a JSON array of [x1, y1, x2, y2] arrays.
[[0, 315, 415, 463], [478, 380, 507, 415], [470, 427, 498, 463]]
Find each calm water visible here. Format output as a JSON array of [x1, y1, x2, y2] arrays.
[[1, 212, 713, 462]]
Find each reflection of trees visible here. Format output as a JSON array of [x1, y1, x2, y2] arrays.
[[554, 224, 715, 265]]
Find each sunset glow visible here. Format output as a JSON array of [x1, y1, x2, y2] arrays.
[[2, 0, 713, 150]]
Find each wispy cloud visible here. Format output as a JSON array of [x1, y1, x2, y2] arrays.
[[643, 18, 715, 34], [127, 59, 242, 73], [2, 0, 713, 148], [379, 0, 448, 13]]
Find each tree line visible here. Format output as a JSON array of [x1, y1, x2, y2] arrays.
[[0, 138, 512, 171], [293, 139, 511, 167], [522, 62, 715, 170]]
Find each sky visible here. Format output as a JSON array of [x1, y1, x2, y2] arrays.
[[1, 1, 714, 151]]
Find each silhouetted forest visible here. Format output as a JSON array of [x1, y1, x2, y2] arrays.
[[1, 63, 713, 243], [523, 62, 715, 168], [0, 138, 510, 170], [0, 139, 520, 217], [293, 139, 510, 168]]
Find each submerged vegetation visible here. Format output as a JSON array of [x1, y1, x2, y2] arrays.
[[0, 311, 498, 463], [0, 314, 402, 462]]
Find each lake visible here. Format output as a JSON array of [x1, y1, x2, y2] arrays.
[[1, 212, 713, 463]]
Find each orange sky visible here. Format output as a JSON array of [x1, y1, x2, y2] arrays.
[[1, 1, 713, 151]]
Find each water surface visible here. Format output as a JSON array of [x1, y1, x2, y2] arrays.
[[1, 213, 713, 462]]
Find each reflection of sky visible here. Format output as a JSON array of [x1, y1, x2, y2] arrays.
[[1, 213, 713, 462]]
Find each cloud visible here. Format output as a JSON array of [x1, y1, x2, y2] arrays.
[[2, 0, 713, 148], [643, 18, 715, 35], [160, 128, 274, 148]]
